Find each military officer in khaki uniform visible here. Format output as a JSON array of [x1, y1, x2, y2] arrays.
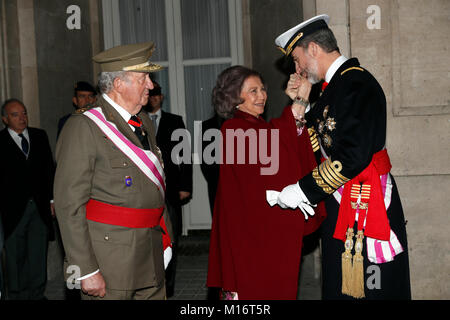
[[54, 42, 174, 300]]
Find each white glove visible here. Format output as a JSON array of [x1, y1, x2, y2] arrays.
[[266, 183, 316, 220], [164, 246, 172, 270]]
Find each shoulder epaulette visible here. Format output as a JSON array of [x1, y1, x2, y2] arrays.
[[75, 105, 95, 114], [341, 67, 364, 76]]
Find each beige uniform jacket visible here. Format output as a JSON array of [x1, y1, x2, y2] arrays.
[[54, 96, 173, 290]]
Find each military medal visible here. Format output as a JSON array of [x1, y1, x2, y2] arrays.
[[318, 121, 325, 134], [125, 176, 132, 187], [323, 133, 332, 147], [323, 105, 329, 118], [326, 117, 336, 131]]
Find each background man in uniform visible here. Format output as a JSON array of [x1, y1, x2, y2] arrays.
[[144, 81, 192, 297], [57, 81, 97, 138], [271, 15, 410, 299], [54, 42, 173, 300], [0, 98, 55, 300]]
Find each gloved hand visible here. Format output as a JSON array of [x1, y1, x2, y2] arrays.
[[266, 182, 316, 220], [164, 246, 172, 270]]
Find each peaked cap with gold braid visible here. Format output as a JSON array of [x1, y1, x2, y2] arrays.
[[275, 14, 330, 56], [93, 42, 163, 73]]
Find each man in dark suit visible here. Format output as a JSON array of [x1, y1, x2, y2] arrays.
[[200, 113, 224, 215], [144, 81, 193, 298], [0, 210, 4, 299], [0, 98, 55, 300]]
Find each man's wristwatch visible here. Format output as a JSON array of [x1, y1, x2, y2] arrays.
[[293, 96, 309, 107]]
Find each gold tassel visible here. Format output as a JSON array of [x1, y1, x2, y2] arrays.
[[351, 230, 365, 298], [341, 227, 354, 296]]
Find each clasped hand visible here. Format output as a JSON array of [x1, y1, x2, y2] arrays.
[[287, 73, 311, 123]]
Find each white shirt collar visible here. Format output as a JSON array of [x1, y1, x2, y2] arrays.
[[8, 127, 29, 140], [325, 55, 348, 83], [102, 93, 133, 123], [148, 108, 162, 118]]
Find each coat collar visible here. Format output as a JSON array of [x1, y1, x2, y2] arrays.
[[96, 95, 143, 148], [233, 109, 266, 124]]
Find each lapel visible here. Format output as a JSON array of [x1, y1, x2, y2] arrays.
[[97, 96, 144, 149], [139, 110, 157, 139], [1, 128, 28, 161], [27, 128, 37, 161], [156, 110, 167, 138]]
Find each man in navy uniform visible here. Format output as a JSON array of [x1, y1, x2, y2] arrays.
[[269, 15, 410, 299]]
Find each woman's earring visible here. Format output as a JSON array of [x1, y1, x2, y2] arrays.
[[235, 105, 240, 109]]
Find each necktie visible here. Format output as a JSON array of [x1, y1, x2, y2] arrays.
[[150, 114, 158, 132], [18, 133, 29, 156], [321, 81, 328, 92], [128, 115, 150, 150]]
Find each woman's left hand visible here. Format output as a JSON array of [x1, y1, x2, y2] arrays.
[[291, 103, 306, 127]]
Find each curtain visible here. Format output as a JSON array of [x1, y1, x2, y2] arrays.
[[118, 0, 168, 61], [180, 0, 230, 59]]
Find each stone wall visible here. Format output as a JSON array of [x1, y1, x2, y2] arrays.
[[316, 0, 450, 299], [34, 0, 95, 151], [247, 0, 303, 120]]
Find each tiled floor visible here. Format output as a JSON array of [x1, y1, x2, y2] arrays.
[[169, 231, 322, 300], [169, 232, 210, 300], [43, 230, 321, 300]]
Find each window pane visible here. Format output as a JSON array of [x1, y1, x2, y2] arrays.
[[184, 64, 230, 134], [118, 0, 168, 61], [180, 0, 230, 59]]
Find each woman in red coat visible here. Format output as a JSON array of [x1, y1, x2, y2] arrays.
[[207, 66, 326, 299]]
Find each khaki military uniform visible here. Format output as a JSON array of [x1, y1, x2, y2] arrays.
[[54, 95, 173, 293]]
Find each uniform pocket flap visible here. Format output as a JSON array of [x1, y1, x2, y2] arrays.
[[88, 221, 134, 246], [110, 157, 131, 168]]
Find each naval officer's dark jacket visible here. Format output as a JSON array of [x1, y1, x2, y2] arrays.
[[54, 96, 173, 290], [301, 57, 410, 299], [301, 58, 387, 202]]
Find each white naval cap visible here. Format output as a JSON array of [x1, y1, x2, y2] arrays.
[[275, 14, 330, 56]]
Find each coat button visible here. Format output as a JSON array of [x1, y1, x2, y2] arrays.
[[123, 162, 127, 167], [104, 235, 109, 241]]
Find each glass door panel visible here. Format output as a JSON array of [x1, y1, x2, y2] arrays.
[[180, 0, 230, 59], [118, 0, 168, 61]]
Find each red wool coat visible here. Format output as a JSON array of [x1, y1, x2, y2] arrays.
[[207, 107, 326, 300]]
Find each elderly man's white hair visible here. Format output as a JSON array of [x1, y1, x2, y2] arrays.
[[97, 71, 131, 94]]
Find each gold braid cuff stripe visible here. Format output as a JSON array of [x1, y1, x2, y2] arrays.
[[308, 127, 320, 152], [326, 158, 349, 183], [317, 158, 350, 191], [312, 167, 335, 194]]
